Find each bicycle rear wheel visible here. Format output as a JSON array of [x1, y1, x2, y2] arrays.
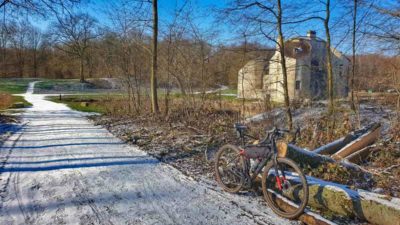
[[214, 144, 245, 193], [262, 157, 308, 219]]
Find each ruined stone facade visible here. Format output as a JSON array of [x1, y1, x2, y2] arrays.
[[237, 31, 350, 102]]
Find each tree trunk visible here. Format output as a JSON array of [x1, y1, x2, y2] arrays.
[[350, 0, 358, 111], [324, 0, 334, 113], [33, 50, 38, 78], [312, 134, 357, 155], [285, 177, 400, 225], [1, 4, 6, 76], [277, 0, 293, 130], [151, 0, 159, 113], [254, 175, 400, 225], [80, 56, 85, 83], [286, 144, 335, 168], [173, 75, 186, 96]]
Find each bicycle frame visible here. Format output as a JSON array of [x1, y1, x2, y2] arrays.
[[236, 126, 288, 189]]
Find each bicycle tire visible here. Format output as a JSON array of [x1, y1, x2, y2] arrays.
[[261, 157, 309, 219], [214, 144, 245, 193]]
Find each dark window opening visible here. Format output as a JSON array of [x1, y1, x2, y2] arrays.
[[295, 81, 301, 90]]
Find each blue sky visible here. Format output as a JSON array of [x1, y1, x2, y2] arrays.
[[26, 0, 376, 54]]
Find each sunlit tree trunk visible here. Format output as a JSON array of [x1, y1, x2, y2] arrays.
[[151, 0, 159, 113], [324, 0, 334, 113], [351, 0, 358, 111], [277, 0, 293, 130]]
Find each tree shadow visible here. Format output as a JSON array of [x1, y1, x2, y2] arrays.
[[0, 142, 124, 149], [1, 156, 158, 172], [19, 137, 116, 142]]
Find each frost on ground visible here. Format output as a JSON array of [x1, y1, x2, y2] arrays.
[[0, 82, 299, 225], [0, 114, 21, 148]]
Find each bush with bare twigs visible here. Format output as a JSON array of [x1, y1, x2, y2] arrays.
[[0, 93, 13, 110]]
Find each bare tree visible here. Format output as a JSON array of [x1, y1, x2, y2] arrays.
[[276, 0, 293, 129], [0, 0, 81, 15], [151, 0, 159, 113], [363, 0, 400, 53], [322, 0, 334, 113], [223, 0, 296, 129], [350, 0, 358, 111], [51, 13, 98, 82], [9, 21, 29, 77], [27, 24, 42, 77]]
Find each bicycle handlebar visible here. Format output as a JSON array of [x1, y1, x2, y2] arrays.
[[232, 123, 300, 144], [266, 127, 301, 143]]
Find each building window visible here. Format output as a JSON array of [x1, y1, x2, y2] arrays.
[[295, 81, 301, 90]]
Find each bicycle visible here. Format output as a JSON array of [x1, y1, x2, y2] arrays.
[[214, 123, 309, 219]]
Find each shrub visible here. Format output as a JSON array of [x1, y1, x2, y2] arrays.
[[0, 93, 13, 110]]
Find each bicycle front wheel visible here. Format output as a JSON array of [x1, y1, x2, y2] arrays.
[[262, 157, 309, 219]]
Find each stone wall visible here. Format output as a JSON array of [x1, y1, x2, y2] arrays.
[[238, 32, 350, 103], [237, 59, 267, 99]]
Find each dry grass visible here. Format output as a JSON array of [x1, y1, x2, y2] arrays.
[[0, 93, 13, 110], [363, 122, 400, 196], [296, 110, 354, 150]]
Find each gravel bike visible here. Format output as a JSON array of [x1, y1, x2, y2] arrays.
[[214, 123, 308, 219]]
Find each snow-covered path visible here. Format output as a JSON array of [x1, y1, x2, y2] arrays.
[[0, 82, 298, 225]]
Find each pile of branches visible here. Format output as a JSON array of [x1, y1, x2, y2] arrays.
[[363, 123, 400, 196]]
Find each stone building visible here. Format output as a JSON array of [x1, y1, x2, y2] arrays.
[[237, 31, 350, 102]]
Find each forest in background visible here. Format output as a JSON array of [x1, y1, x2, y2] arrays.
[[0, 0, 398, 92]]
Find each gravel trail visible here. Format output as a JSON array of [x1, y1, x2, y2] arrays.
[[0, 82, 298, 225]]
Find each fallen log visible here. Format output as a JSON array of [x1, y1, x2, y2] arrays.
[[313, 134, 356, 155], [313, 123, 380, 156], [286, 144, 335, 168], [332, 123, 381, 160], [284, 123, 381, 169], [259, 142, 366, 175], [267, 189, 338, 225], [344, 145, 375, 163], [301, 177, 400, 225], [256, 175, 400, 225]]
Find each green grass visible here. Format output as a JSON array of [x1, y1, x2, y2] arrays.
[[11, 96, 33, 108], [0, 78, 35, 94], [35, 79, 88, 93], [61, 101, 106, 113], [35, 78, 123, 94], [220, 88, 237, 95], [48, 94, 122, 114]]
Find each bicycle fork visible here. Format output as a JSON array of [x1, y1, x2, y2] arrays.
[[273, 155, 287, 191]]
